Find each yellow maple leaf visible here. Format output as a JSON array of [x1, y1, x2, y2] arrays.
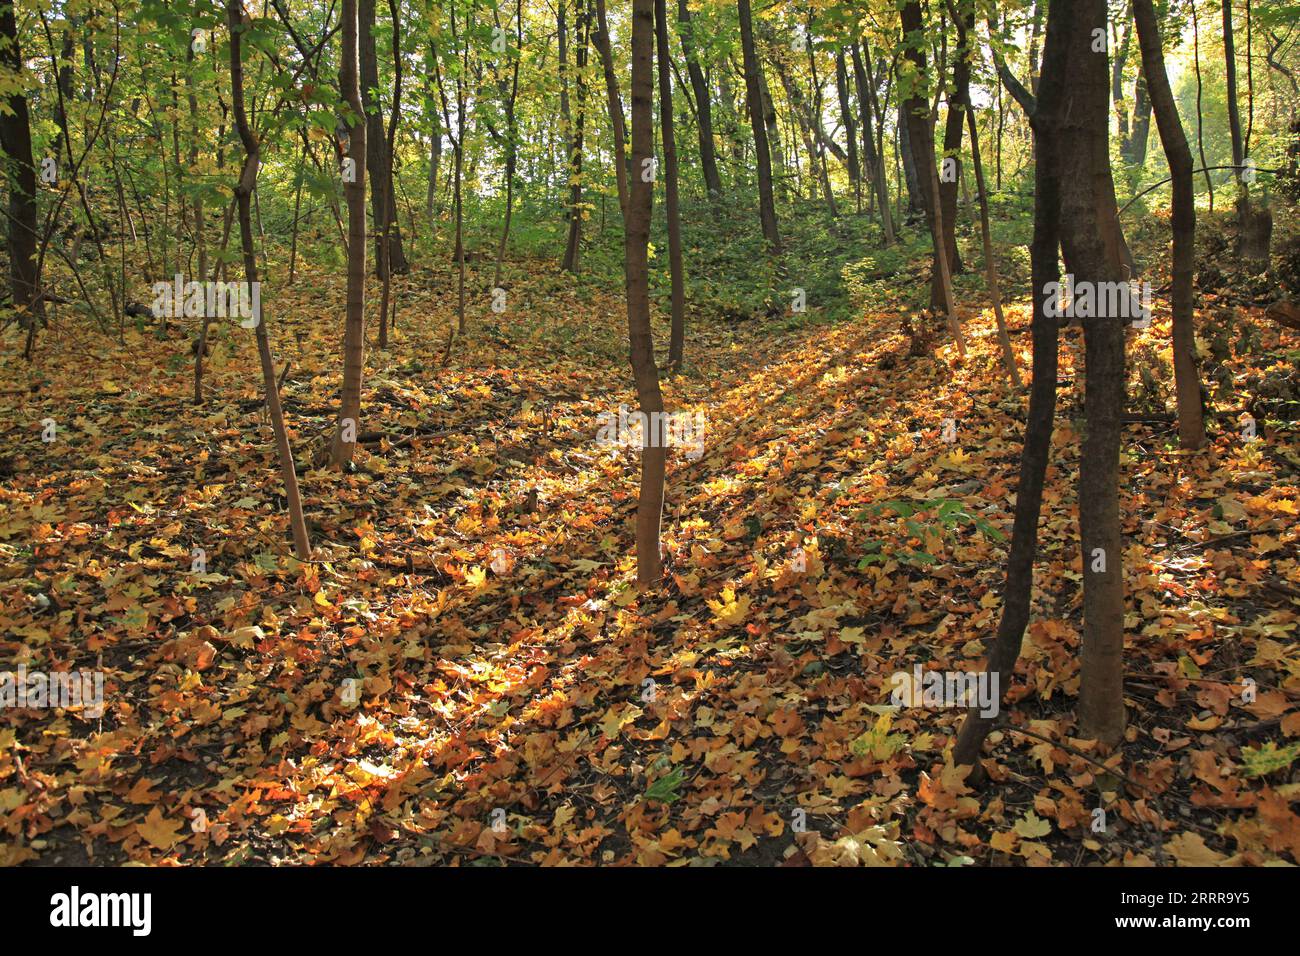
[[137, 807, 185, 850], [706, 586, 750, 626]]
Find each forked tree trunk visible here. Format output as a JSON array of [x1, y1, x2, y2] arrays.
[[1133, 0, 1204, 450], [332, 0, 368, 469], [626, 0, 667, 586], [226, 0, 311, 560], [737, 0, 780, 253], [656, 0, 685, 368]]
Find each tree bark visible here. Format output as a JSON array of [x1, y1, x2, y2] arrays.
[[677, 0, 722, 200], [952, 0, 1065, 773], [332, 0, 368, 468], [594, 0, 628, 215], [1133, 0, 1204, 450], [359, 0, 407, 275], [0, 1, 42, 330], [851, 42, 893, 243], [656, 0, 686, 368], [626, 0, 667, 586], [737, 0, 780, 253], [226, 0, 312, 561], [1058, 0, 1128, 746]]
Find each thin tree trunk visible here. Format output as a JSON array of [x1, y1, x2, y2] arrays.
[[952, 0, 1062, 776], [1133, 0, 1203, 450], [737, 0, 780, 253], [900, 0, 962, 346], [965, 102, 1020, 388], [1058, 0, 1129, 746], [835, 50, 860, 213], [360, 0, 407, 275], [226, 0, 311, 560], [677, 0, 722, 199], [656, 0, 685, 368], [851, 41, 893, 243], [332, 0, 368, 468], [594, 0, 629, 215], [562, 0, 590, 272], [626, 0, 667, 586]]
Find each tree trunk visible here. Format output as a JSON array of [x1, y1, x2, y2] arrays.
[[1223, 0, 1271, 265], [835, 50, 860, 212], [965, 102, 1021, 388], [656, 0, 686, 368], [937, 0, 972, 279], [850, 42, 893, 243], [226, 0, 312, 561], [626, 0, 667, 586], [897, 102, 924, 218], [594, 0, 628, 215], [737, 0, 780, 253], [1057, 0, 1129, 746], [332, 0, 368, 468], [493, 0, 523, 288], [562, 0, 591, 272], [1133, 0, 1204, 450], [952, 0, 1063, 774], [677, 0, 722, 200], [0, 1, 41, 330], [900, 0, 961, 336], [360, 0, 407, 275]]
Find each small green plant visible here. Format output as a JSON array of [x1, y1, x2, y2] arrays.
[[856, 498, 1006, 568]]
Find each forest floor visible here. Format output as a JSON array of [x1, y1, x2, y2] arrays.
[[1, 239, 1298, 866]]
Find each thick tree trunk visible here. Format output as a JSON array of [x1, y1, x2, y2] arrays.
[[737, 0, 780, 253], [1058, 0, 1128, 746], [0, 2, 41, 330], [677, 0, 722, 200], [656, 0, 686, 368], [1133, 0, 1204, 450], [626, 0, 667, 586], [226, 0, 312, 561]]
